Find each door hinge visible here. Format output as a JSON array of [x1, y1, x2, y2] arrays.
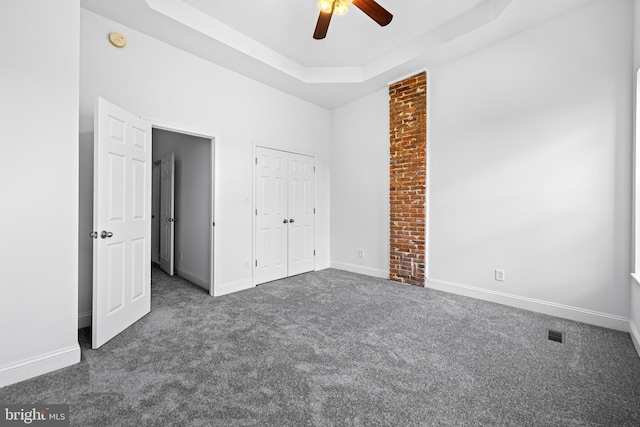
[[314, 250, 316, 256], [314, 166, 316, 173], [255, 209, 257, 216], [314, 208, 316, 214], [255, 260, 258, 267], [212, 222, 215, 226], [255, 157, 258, 165]]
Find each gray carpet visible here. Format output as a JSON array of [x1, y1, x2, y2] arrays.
[[2, 268, 640, 426]]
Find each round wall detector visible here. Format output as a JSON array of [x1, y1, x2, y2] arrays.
[[108, 32, 126, 48]]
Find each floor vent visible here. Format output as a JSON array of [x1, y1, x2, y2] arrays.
[[547, 329, 565, 344]]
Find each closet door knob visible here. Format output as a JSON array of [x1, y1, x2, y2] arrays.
[[289, 219, 295, 223], [283, 219, 289, 224]]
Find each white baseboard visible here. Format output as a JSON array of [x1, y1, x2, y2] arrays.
[[175, 267, 209, 291], [427, 278, 630, 332], [331, 261, 389, 279], [78, 311, 92, 329], [630, 274, 640, 358], [315, 260, 331, 271], [214, 278, 254, 297], [0, 344, 80, 388]]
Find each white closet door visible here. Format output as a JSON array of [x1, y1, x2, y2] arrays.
[[255, 147, 288, 285], [287, 153, 315, 276]]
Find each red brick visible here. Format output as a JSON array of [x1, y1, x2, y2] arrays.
[[389, 72, 426, 287]]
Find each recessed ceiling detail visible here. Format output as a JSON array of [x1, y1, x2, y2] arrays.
[[81, 0, 596, 108], [146, 0, 511, 84]]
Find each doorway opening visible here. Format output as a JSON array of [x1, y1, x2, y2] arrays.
[[89, 97, 219, 348], [151, 128, 214, 295]]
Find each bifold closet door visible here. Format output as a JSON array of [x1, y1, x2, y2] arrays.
[[254, 147, 315, 285]]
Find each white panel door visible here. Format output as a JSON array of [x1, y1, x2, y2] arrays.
[[159, 152, 175, 276], [255, 147, 288, 285], [254, 148, 315, 285], [288, 153, 315, 276], [92, 97, 151, 349]]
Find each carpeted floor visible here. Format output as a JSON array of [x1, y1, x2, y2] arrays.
[[2, 267, 640, 426]]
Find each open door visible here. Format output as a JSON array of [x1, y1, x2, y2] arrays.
[[159, 152, 175, 276], [92, 97, 152, 349]]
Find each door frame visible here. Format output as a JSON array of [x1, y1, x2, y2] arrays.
[[151, 119, 219, 297], [158, 152, 175, 277], [252, 144, 317, 286]]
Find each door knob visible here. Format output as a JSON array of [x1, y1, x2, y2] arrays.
[[283, 219, 289, 224], [100, 231, 113, 239], [90, 231, 98, 239], [289, 219, 295, 223]]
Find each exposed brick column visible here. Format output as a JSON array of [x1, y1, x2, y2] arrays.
[[389, 72, 426, 287]]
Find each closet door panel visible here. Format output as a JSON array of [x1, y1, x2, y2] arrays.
[[254, 147, 288, 284], [288, 153, 315, 276]]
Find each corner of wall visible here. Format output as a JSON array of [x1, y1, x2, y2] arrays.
[[331, 261, 389, 279], [214, 279, 254, 297]]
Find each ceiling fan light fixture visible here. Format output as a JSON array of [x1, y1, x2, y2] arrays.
[[313, 0, 392, 39], [317, 0, 335, 13], [333, 3, 349, 15]]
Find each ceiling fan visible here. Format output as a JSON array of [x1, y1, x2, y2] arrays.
[[313, 0, 393, 40]]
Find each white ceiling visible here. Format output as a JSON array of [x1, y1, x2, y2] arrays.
[[182, 0, 487, 68], [80, 0, 594, 109]]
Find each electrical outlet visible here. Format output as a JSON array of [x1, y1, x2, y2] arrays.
[[244, 196, 251, 205], [178, 251, 183, 260], [244, 260, 250, 269], [358, 249, 365, 258], [495, 269, 505, 282]]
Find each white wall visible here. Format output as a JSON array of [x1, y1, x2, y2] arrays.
[[152, 129, 211, 290], [0, 1, 81, 387], [630, 0, 640, 354], [330, 90, 389, 278], [331, 1, 635, 331], [78, 9, 331, 305]]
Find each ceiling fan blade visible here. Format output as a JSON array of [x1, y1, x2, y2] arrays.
[[314, 10, 333, 39], [352, 0, 393, 26]]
